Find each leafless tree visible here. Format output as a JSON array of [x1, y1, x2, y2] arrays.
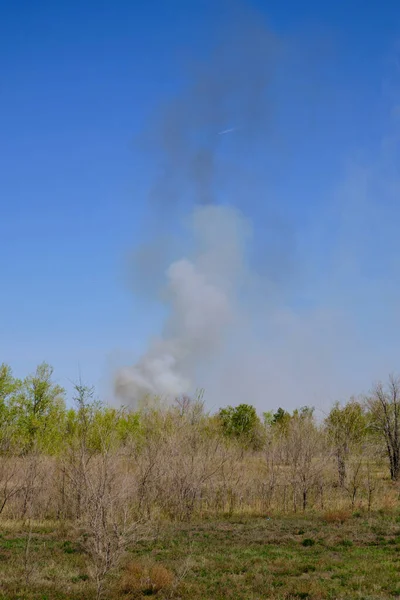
[[80, 450, 148, 600], [368, 375, 400, 481], [325, 399, 366, 487], [343, 456, 363, 509], [0, 457, 23, 517], [283, 411, 329, 511]]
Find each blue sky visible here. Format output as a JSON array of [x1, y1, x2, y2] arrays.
[[2, 1, 400, 407]]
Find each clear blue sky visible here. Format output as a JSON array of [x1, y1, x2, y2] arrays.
[[1, 1, 400, 404]]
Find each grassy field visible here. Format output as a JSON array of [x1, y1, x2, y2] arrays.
[[1, 511, 400, 599]]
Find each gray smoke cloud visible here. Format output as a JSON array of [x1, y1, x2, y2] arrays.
[[114, 7, 400, 412], [115, 203, 249, 403], [115, 8, 284, 406]]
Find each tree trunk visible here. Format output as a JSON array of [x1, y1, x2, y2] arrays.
[[337, 452, 346, 487], [302, 488, 307, 512], [391, 448, 400, 481]]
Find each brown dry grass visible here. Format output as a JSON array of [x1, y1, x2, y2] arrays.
[[322, 508, 352, 523], [119, 560, 174, 596]]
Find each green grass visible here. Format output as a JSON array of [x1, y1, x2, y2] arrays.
[[1, 512, 400, 598]]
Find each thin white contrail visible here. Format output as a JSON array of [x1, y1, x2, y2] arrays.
[[217, 127, 237, 135]]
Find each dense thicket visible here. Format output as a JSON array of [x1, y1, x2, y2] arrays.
[[0, 361, 400, 525]]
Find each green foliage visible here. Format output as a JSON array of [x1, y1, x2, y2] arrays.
[[325, 400, 366, 446], [301, 538, 315, 547], [272, 407, 291, 427], [62, 381, 144, 455], [1, 360, 400, 491], [0, 364, 22, 452], [219, 404, 258, 437], [115, 409, 142, 446], [262, 410, 274, 427], [6, 363, 66, 454], [0, 363, 21, 405], [218, 403, 264, 449], [2, 514, 400, 600]]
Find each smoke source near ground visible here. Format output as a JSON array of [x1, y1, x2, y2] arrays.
[[114, 8, 400, 412], [116, 204, 247, 402]]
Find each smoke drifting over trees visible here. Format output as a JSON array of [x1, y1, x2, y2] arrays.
[[115, 6, 400, 411]]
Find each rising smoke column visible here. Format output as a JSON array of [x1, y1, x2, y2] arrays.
[[115, 204, 250, 404], [115, 6, 400, 411], [115, 9, 278, 406]]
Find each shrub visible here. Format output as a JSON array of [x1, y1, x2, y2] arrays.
[[323, 509, 351, 524], [120, 560, 174, 595]]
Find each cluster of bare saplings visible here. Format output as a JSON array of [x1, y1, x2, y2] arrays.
[[2, 362, 400, 522], [1, 362, 400, 593]]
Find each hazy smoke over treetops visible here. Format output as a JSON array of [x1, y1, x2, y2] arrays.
[[115, 9, 400, 411]]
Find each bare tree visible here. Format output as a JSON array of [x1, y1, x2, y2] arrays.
[[343, 456, 363, 509], [325, 399, 366, 487], [81, 450, 147, 599], [282, 409, 329, 511], [0, 457, 23, 517], [62, 382, 98, 519], [368, 375, 400, 481]]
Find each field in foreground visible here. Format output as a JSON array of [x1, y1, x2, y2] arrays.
[[1, 512, 400, 599]]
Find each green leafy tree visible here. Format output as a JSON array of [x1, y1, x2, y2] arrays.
[[10, 363, 65, 453], [263, 411, 275, 427], [271, 407, 291, 433], [0, 363, 21, 404], [0, 364, 22, 452], [218, 404, 264, 449]]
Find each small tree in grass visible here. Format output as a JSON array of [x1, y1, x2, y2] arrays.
[[325, 399, 366, 487]]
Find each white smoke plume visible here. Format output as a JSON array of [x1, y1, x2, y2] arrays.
[[115, 6, 400, 412], [115, 204, 248, 403]]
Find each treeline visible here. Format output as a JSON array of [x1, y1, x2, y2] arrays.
[[1, 361, 400, 523]]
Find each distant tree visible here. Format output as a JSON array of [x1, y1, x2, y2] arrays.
[[115, 409, 142, 447], [71, 381, 99, 443], [62, 381, 101, 519], [294, 406, 315, 420], [262, 411, 274, 427], [325, 399, 366, 487], [0, 364, 22, 452], [218, 404, 264, 449], [0, 363, 21, 405], [273, 407, 289, 423], [271, 407, 291, 434], [282, 407, 327, 511], [10, 363, 65, 452], [367, 375, 400, 481]]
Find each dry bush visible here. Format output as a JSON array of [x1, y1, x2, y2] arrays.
[[1, 398, 400, 525], [119, 560, 174, 596], [0, 454, 57, 520], [135, 405, 231, 521], [0, 456, 24, 517], [79, 452, 147, 599], [322, 509, 352, 524], [0, 444, 396, 522], [278, 414, 331, 512]]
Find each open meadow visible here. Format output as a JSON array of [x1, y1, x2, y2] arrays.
[[1, 512, 400, 599]]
